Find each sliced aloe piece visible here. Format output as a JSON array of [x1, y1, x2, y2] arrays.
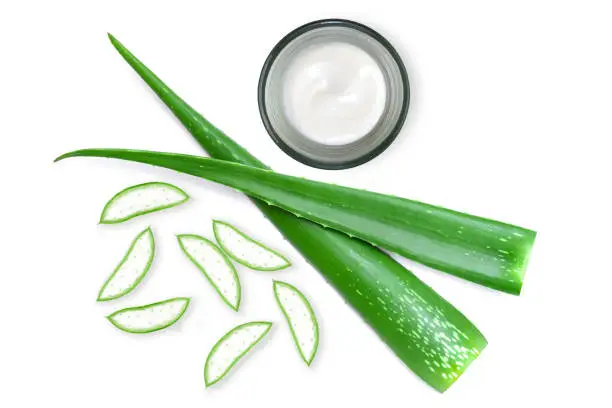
[[100, 181, 189, 224], [97, 227, 155, 301], [273, 281, 319, 366], [106, 297, 190, 333], [204, 321, 272, 387], [177, 234, 241, 311], [213, 220, 290, 271]]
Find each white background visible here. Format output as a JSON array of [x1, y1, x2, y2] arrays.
[[1, 1, 611, 406]]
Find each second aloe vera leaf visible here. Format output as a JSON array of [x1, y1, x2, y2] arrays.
[[58, 149, 535, 295], [87, 34, 486, 392], [213, 220, 291, 271], [272, 216, 488, 391]]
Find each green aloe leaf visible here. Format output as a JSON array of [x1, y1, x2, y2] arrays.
[[55, 34, 489, 392], [57, 148, 535, 295]]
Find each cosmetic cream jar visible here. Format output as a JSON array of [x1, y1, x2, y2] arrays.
[[258, 19, 409, 169]]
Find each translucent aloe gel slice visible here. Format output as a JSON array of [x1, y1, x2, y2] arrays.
[[213, 220, 290, 271], [100, 182, 189, 224], [273, 281, 319, 366], [97, 227, 155, 301], [107, 297, 190, 333], [204, 321, 272, 387], [177, 234, 241, 311]]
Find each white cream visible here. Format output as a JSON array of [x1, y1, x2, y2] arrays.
[[281, 42, 387, 145]]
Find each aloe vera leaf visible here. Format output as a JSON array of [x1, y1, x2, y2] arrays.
[[177, 234, 241, 311], [58, 148, 534, 295], [204, 321, 272, 387], [60, 35, 487, 392], [106, 297, 190, 334], [97, 227, 155, 301], [99, 181, 189, 224], [213, 220, 290, 271], [273, 281, 319, 366]]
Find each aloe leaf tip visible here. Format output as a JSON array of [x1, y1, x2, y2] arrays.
[[54, 150, 86, 163]]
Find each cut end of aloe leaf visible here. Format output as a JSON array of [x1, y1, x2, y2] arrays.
[[177, 234, 241, 311], [204, 321, 272, 387], [438, 338, 487, 392], [107, 297, 190, 334], [414, 315, 487, 393], [99, 182, 189, 224], [511, 230, 537, 295], [273, 281, 319, 366], [213, 220, 290, 271], [97, 227, 155, 302]]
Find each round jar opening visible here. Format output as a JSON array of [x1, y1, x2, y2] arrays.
[[282, 41, 387, 146], [259, 19, 409, 169]]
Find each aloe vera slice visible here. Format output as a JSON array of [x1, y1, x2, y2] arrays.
[[213, 220, 290, 271], [177, 234, 241, 311], [56, 35, 488, 392], [97, 227, 155, 301], [204, 321, 272, 387], [107, 297, 190, 333], [60, 149, 534, 295], [99, 181, 189, 224], [273, 281, 319, 366]]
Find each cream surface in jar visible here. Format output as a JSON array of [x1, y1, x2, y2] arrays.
[[282, 42, 387, 146]]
